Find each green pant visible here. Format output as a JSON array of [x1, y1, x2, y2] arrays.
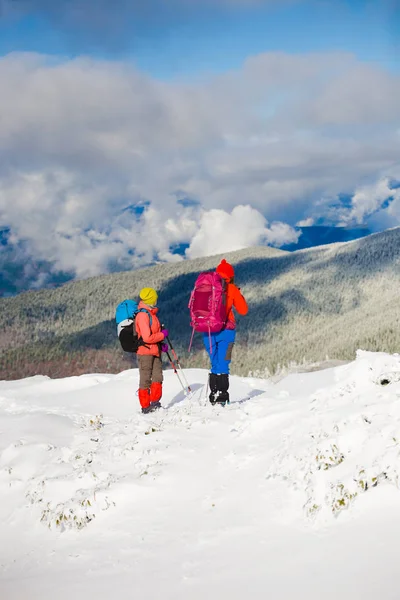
[[137, 355, 163, 389]]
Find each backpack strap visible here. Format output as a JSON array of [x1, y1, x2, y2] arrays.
[[133, 308, 153, 351], [188, 327, 195, 353], [137, 308, 153, 327]]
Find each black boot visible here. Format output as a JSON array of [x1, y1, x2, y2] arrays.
[[209, 373, 218, 405], [216, 374, 230, 406]]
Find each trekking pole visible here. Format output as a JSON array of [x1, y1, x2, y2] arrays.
[[164, 349, 190, 396], [165, 334, 192, 394]]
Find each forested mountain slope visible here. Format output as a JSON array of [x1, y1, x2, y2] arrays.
[[0, 229, 399, 380]]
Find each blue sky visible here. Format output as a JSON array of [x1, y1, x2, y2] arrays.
[[135, 1, 400, 78], [0, 0, 399, 294], [0, 1, 398, 77]]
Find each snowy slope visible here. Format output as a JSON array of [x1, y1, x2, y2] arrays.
[[1, 352, 400, 600]]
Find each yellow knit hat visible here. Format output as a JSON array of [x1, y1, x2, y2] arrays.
[[139, 287, 158, 306]]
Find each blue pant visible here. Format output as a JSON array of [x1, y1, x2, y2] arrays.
[[203, 329, 236, 374]]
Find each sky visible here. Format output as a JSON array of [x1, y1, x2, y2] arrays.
[[0, 0, 399, 292]]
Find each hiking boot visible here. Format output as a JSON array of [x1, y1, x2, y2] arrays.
[[215, 398, 229, 407], [142, 402, 162, 414], [208, 373, 218, 405], [216, 374, 230, 406]]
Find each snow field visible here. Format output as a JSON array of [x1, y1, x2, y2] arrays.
[[1, 351, 400, 599]]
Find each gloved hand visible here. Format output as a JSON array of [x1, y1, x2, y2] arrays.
[[161, 328, 169, 339], [161, 343, 169, 353]]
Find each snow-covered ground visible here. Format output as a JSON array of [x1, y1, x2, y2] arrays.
[[1, 351, 400, 600]]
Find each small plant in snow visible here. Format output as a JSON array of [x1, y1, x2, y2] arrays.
[[40, 495, 102, 531], [315, 444, 345, 471], [144, 427, 158, 436], [40, 504, 96, 531], [79, 414, 105, 430], [26, 481, 46, 505], [304, 500, 321, 518], [355, 467, 398, 492], [89, 415, 104, 430], [330, 483, 358, 515]]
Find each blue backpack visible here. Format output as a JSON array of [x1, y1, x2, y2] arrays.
[[115, 299, 152, 353]]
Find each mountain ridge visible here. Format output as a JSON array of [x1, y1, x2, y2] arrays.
[[0, 228, 399, 380], [0, 224, 380, 297]]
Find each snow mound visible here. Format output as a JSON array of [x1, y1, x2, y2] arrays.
[[267, 351, 400, 523]]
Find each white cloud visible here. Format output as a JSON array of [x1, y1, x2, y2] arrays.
[[338, 176, 400, 228], [0, 51, 399, 288], [297, 218, 315, 227], [186, 205, 299, 259], [264, 221, 300, 246]]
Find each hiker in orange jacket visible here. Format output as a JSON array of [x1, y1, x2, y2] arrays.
[[205, 259, 248, 405], [135, 287, 169, 414]]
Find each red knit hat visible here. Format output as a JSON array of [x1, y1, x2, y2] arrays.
[[216, 259, 234, 280]]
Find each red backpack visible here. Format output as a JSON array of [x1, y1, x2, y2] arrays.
[[188, 272, 227, 351]]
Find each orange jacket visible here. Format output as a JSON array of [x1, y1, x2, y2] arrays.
[[225, 282, 248, 329], [135, 302, 164, 356]]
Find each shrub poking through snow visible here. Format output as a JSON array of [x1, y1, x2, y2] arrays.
[[39, 492, 117, 531], [355, 467, 399, 492], [330, 483, 358, 515], [40, 500, 96, 531], [315, 444, 345, 471], [89, 415, 105, 430]]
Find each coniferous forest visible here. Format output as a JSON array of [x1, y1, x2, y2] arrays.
[[1, 228, 399, 381]]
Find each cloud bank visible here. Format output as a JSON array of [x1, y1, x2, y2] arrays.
[[0, 51, 399, 291], [186, 205, 300, 260]]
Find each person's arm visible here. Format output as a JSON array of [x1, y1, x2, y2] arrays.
[[231, 285, 248, 316], [136, 312, 164, 344]]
